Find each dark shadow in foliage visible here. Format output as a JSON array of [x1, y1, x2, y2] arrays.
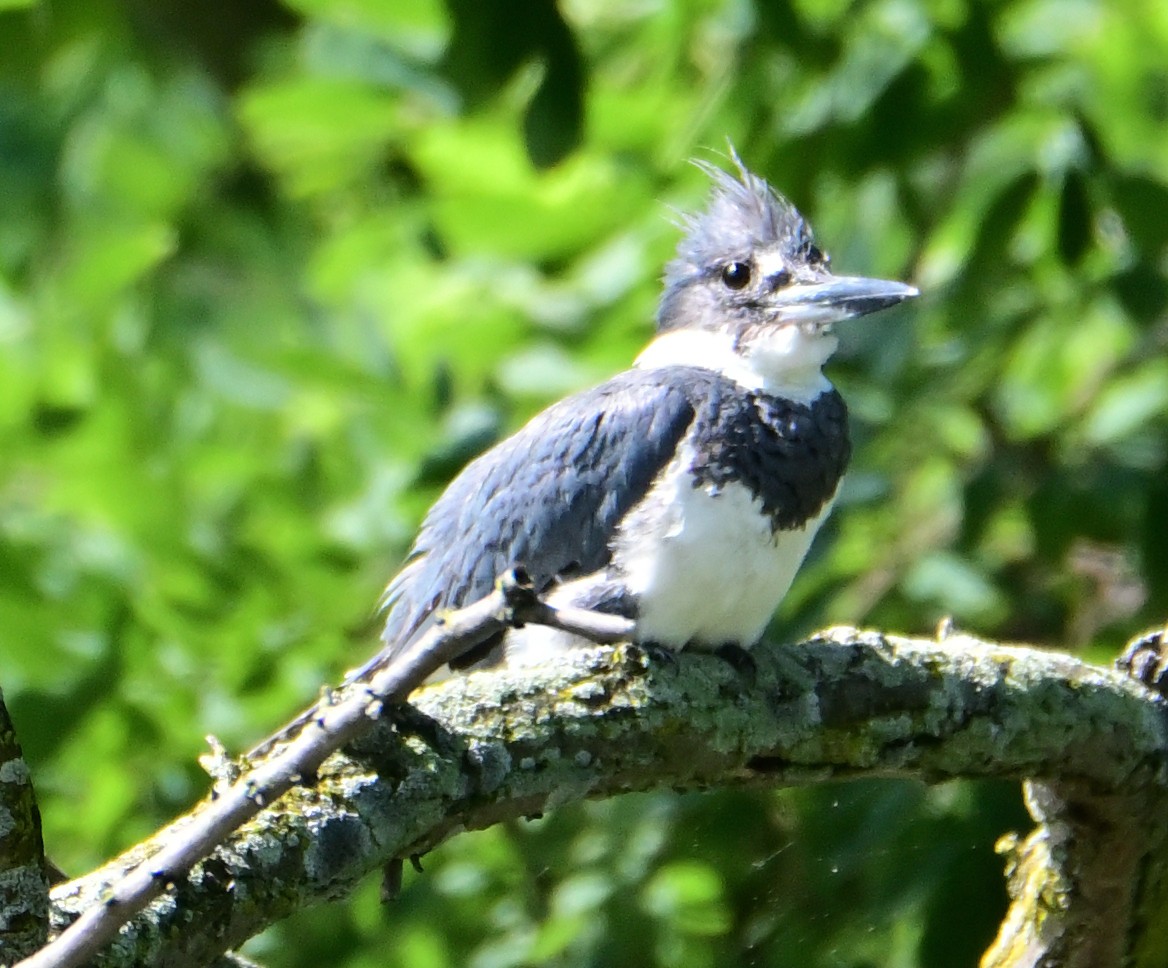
[[442, 0, 584, 168], [125, 0, 298, 89], [1057, 170, 1092, 267], [1111, 174, 1168, 321]]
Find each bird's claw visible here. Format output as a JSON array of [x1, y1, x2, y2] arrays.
[[712, 642, 757, 678]]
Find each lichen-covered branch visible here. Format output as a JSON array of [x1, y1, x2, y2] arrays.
[[19, 572, 635, 968], [34, 627, 1168, 968], [0, 687, 50, 963], [981, 627, 1168, 968]]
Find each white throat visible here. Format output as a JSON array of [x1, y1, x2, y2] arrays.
[[634, 326, 835, 404]]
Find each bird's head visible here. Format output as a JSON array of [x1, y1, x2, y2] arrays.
[[648, 155, 917, 395]]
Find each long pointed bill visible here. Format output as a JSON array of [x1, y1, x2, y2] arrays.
[[768, 275, 919, 326]]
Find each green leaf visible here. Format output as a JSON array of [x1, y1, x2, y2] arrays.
[[238, 77, 401, 196], [1082, 359, 1168, 445], [641, 861, 731, 936]]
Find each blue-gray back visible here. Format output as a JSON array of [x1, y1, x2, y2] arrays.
[[379, 368, 698, 660]]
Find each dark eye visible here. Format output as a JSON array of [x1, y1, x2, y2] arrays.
[[720, 261, 752, 290]]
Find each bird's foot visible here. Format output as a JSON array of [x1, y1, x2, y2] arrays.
[[634, 640, 681, 670], [387, 703, 453, 752], [348, 703, 455, 763], [712, 642, 757, 679]]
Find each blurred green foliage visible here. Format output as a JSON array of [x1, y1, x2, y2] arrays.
[[1, 0, 1166, 964]]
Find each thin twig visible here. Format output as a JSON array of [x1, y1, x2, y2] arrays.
[[17, 572, 635, 968]]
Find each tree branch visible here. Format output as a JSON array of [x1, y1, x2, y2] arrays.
[[17, 572, 633, 968], [981, 626, 1168, 968], [32, 626, 1168, 967], [0, 687, 50, 964]]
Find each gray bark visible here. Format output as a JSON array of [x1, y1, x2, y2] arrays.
[[17, 628, 1168, 967]]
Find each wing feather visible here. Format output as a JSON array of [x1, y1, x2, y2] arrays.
[[378, 369, 697, 663]]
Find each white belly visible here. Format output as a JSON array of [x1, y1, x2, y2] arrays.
[[614, 463, 835, 648]]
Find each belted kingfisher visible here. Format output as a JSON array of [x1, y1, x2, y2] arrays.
[[376, 157, 917, 673]]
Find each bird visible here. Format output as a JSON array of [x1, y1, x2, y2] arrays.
[[374, 155, 917, 675]]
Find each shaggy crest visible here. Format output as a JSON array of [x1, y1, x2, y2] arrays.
[[665, 152, 817, 288]]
